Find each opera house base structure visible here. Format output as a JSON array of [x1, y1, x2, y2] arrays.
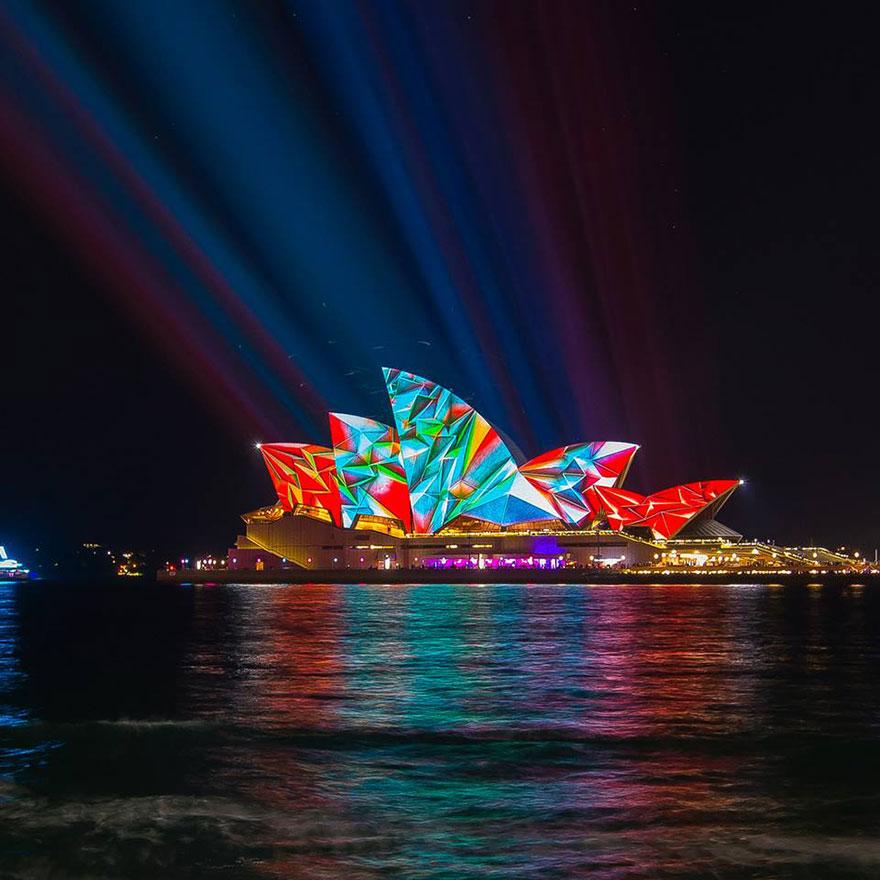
[[227, 517, 861, 577], [232, 510, 666, 572]]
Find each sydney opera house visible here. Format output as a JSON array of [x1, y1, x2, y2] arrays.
[[230, 368, 743, 571]]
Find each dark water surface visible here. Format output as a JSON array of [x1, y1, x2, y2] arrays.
[[2, 581, 880, 878]]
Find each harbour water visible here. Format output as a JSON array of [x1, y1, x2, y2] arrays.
[[2, 581, 880, 878]]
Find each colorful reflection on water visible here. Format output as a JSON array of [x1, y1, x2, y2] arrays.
[[2, 581, 880, 877]]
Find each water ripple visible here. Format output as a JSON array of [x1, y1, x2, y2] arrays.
[[2, 581, 879, 878]]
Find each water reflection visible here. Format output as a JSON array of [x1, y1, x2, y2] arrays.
[[0, 584, 25, 727], [1, 581, 880, 878]]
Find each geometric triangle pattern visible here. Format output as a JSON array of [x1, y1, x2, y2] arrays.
[[259, 443, 342, 526], [519, 441, 639, 525], [383, 368, 558, 533], [328, 413, 412, 531], [581, 486, 652, 531], [585, 480, 740, 540], [461, 469, 564, 527]]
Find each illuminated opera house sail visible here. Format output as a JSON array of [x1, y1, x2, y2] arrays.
[[235, 369, 740, 570]]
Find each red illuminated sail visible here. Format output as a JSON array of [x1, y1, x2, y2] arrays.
[[259, 443, 341, 526], [586, 480, 739, 539]]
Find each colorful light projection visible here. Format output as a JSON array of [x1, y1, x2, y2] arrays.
[[586, 481, 740, 540], [383, 368, 557, 533], [519, 442, 639, 525], [329, 413, 412, 531], [259, 443, 341, 525], [258, 369, 737, 538]]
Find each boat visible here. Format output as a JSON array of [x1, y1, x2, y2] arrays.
[[0, 545, 30, 580]]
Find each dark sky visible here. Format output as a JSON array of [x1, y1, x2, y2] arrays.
[[3, 2, 878, 558], [660, 4, 878, 548]]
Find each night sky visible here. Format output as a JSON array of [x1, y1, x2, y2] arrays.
[[2, 2, 878, 558]]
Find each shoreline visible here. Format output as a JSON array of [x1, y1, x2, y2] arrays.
[[156, 569, 879, 586]]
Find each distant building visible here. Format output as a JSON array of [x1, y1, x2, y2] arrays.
[[231, 369, 740, 570]]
